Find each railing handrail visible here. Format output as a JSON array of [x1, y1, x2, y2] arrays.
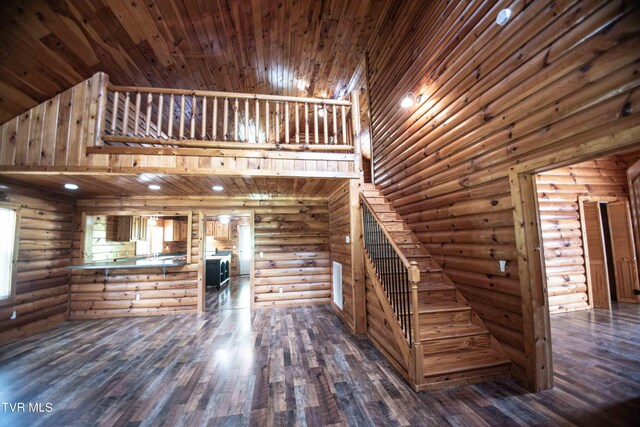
[[108, 84, 352, 106], [360, 194, 413, 269]]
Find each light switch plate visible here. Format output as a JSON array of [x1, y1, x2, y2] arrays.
[[345, 235, 350, 244]]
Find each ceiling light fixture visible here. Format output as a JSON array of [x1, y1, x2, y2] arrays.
[[64, 183, 79, 190], [400, 92, 422, 108], [148, 184, 161, 190], [218, 215, 230, 224], [212, 185, 224, 192], [496, 8, 512, 26]]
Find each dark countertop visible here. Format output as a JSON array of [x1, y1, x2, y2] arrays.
[[67, 254, 187, 270]]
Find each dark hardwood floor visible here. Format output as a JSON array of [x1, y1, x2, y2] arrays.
[[0, 303, 638, 426], [206, 276, 250, 311]]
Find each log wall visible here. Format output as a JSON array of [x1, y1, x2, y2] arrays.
[[328, 181, 355, 329], [74, 196, 333, 312], [366, 0, 640, 378], [537, 154, 638, 314], [0, 183, 74, 343]]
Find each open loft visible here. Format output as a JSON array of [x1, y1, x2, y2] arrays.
[[0, 0, 639, 425]]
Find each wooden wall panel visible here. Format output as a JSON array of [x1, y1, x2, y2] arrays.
[[328, 181, 354, 329], [537, 154, 638, 313], [254, 203, 331, 307], [0, 73, 104, 168], [0, 183, 74, 344], [74, 195, 337, 311], [366, 0, 640, 379]]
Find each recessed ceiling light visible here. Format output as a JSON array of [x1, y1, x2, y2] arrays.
[[64, 183, 79, 190], [212, 185, 224, 191], [148, 184, 161, 190], [496, 8, 512, 26]]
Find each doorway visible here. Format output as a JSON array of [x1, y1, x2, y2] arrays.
[[199, 212, 254, 311], [511, 143, 640, 391]]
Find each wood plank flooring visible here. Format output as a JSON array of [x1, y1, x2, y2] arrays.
[[0, 303, 638, 426], [206, 276, 251, 311]]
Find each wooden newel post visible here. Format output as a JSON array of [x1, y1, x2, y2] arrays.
[[408, 260, 424, 382]]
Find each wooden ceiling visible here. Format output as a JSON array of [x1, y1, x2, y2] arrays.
[[0, 0, 392, 123], [0, 174, 345, 199]]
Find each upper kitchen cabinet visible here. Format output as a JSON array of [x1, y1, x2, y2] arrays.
[[164, 218, 188, 242], [206, 220, 230, 240], [115, 216, 148, 242]]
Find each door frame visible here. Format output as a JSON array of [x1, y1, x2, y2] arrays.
[[197, 210, 255, 312], [509, 127, 640, 392], [578, 196, 623, 310]]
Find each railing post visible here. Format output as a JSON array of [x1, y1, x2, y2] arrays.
[[408, 261, 424, 382]]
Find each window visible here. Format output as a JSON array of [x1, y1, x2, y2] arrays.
[[136, 224, 164, 256], [0, 205, 20, 300]]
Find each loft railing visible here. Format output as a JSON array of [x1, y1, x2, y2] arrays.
[[103, 85, 354, 152], [361, 198, 420, 347]]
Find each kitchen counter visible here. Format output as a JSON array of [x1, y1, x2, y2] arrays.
[[66, 254, 187, 277]]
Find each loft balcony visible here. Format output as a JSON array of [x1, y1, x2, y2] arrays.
[[0, 72, 361, 179]]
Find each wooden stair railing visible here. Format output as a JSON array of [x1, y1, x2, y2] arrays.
[[103, 85, 354, 152], [360, 184, 512, 391]]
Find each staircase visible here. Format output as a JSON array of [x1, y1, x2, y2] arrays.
[[361, 183, 511, 391]]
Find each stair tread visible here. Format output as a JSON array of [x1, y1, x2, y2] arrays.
[[420, 323, 488, 341], [419, 302, 470, 314], [423, 348, 510, 377]]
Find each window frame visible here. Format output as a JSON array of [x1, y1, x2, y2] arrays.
[[0, 202, 21, 302]]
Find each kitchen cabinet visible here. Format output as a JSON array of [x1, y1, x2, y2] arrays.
[[164, 219, 188, 241], [206, 220, 230, 240], [115, 216, 148, 242], [215, 221, 230, 240]]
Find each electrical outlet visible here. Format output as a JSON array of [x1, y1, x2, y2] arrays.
[[499, 260, 507, 273], [135, 293, 140, 301], [345, 235, 350, 244], [10, 310, 17, 320], [260, 251, 264, 258], [279, 287, 283, 294]]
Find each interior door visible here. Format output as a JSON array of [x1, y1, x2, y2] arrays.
[[582, 202, 610, 309], [238, 224, 251, 276], [628, 159, 640, 258], [607, 201, 640, 303]]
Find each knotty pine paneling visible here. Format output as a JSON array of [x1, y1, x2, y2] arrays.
[[0, 0, 392, 123], [365, 270, 408, 373], [0, 73, 104, 168], [0, 183, 74, 344], [537, 154, 639, 314], [75, 195, 337, 310], [254, 203, 331, 307], [367, 0, 640, 377], [328, 181, 354, 329]]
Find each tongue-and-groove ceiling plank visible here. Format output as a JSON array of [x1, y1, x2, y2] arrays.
[[0, 0, 392, 124]]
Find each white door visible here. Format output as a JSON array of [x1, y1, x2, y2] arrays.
[[238, 225, 251, 276]]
